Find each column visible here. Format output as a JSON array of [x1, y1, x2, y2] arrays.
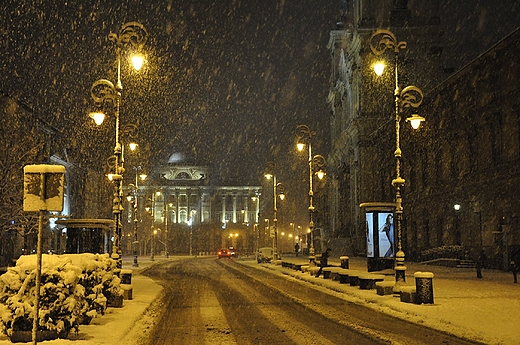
[[175, 192, 180, 224], [244, 195, 249, 224], [232, 194, 237, 223], [222, 195, 226, 224]]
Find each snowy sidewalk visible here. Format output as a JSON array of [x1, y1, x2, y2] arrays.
[[239, 256, 520, 345]]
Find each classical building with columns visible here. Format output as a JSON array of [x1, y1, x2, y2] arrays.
[[122, 164, 261, 256]]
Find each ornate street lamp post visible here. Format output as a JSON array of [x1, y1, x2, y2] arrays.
[[252, 194, 260, 254], [189, 210, 197, 256], [89, 22, 147, 267], [264, 218, 270, 248], [164, 202, 172, 258], [264, 165, 285, 260], [127, 167, 146, 267], [370, 29, 425, 282], [296, 124, 326, 257]]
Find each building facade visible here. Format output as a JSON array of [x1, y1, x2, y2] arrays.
[[326, 0, 520, 269], [406, 28, 520, 269], [122, 164, 262, 256], [0, 91, 77, 267]]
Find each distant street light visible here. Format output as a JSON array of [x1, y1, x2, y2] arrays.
[[164, 202, 173, 258], [126, 167, 146, 267], [370, 29, 425, 283], [189, 210, 197, 256], [264, 164, 285, 260], [264, 218, 270, 248], [296, 124, 326, 257], [252, 194, 260, 253]]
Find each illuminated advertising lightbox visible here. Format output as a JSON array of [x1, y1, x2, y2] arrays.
[[361, 202, 395, 272], [366, 212, 374, 257]]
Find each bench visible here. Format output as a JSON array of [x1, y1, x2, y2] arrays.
[[308, 266, 320, 276], [291, 263, 305, 271], [322, 267, 343, 280], [399, 285, 417, 303], [337, 269, 350, 284], [358, 274, 385, 290], [347, 271, 362, 286], [376, 281, 395, 295], [281, 261, 308, 271], [321, 267, 333, 279], [337, 269, 362, 284]]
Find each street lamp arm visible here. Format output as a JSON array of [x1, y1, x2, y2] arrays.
[[310, 154, 326, 169], [369, 29, 407, 56], [106, 155, 122, 172], [90, 79, 120, 106], [400, 86, 423, 109], [296, 124, 316, 142], [121, 124, 139, 138], [109, 22, 148, 51]]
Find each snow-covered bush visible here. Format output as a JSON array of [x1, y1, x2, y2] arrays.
[[61, 253, 123, 322], [0, 253, 123, 339], [0, 254, 88, 338]]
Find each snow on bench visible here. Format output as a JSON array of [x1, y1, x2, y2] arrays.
[[399, 285, 417, 303], [358, 274, 385, 290], [322, 267, 343, 280], [375, 281, 395, 295]]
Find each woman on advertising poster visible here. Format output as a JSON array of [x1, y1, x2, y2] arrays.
[[380, 213, 394, 257]]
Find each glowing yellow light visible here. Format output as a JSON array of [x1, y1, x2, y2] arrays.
[[131, 54, 145, 71], [373, 62, 385, 76], [406, 114, 426, 130], [89, 112, 105, 125]]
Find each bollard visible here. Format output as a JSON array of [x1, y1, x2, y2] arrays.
[[120, 269, 133, 301], [121, 269, 132, 285], [414, 271, 434, 304], [395, 265, 406, 283], [340, 255, 349, 269], [121, 284, 133, 300]]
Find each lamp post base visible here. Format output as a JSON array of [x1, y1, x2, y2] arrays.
[[395, 250, 406, 282], [395, 265, 407, 283]]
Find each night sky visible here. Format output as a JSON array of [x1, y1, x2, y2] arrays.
[[1, 1, 339, 194]]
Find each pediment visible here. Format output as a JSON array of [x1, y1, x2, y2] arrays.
[[161, 166, 208, 181]]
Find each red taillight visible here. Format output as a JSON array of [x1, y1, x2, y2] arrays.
[[218, 251, 222, 255]]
